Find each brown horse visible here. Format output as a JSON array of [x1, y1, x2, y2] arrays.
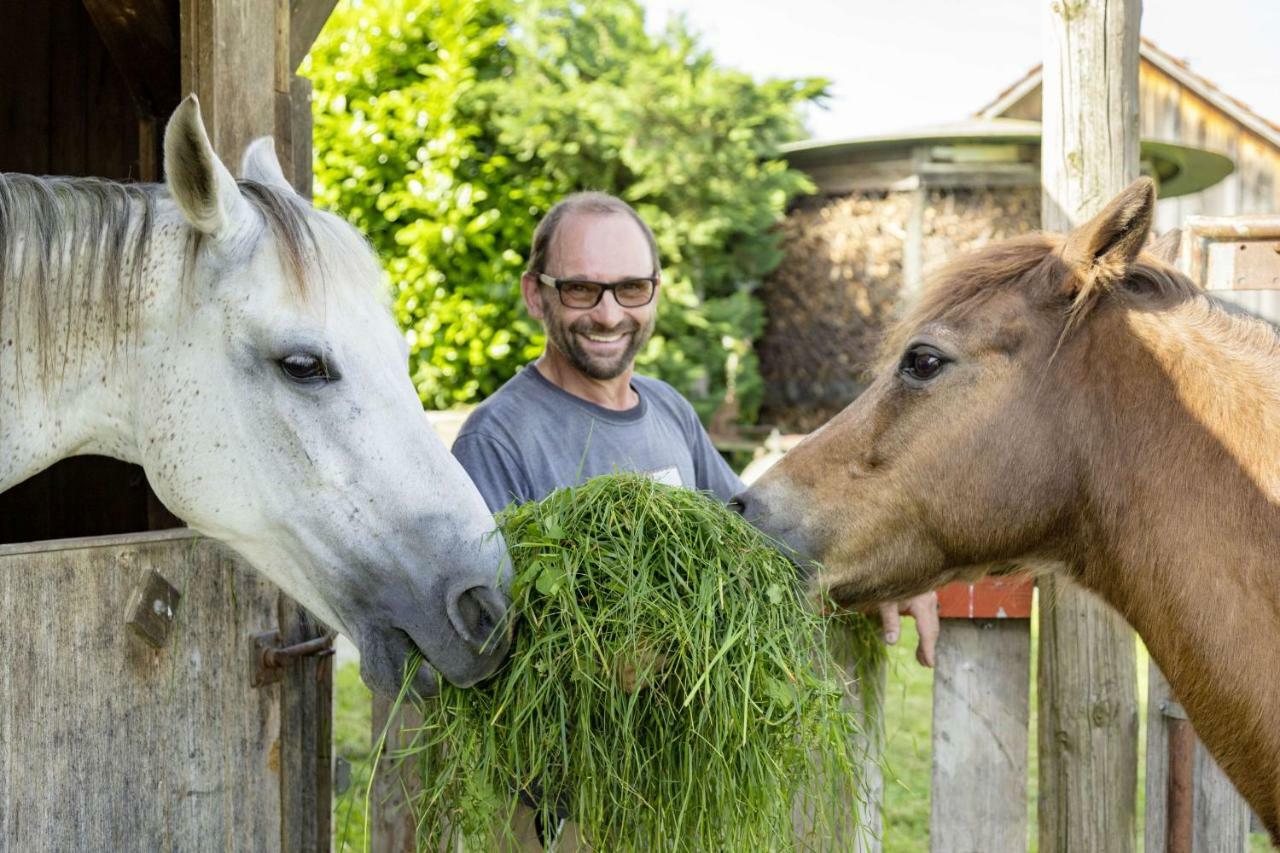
[[736, 177, 1280, 841]]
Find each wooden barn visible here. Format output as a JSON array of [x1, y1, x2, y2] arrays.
[[0, 2, 339, 849], [760, 38, 1279, 430]]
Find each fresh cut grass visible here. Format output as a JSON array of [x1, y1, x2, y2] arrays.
[[378, 473, 885, 851]]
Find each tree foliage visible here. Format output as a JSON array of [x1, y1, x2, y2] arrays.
[[308, 0, 824, 420]]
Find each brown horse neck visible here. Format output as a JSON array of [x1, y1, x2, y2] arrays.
[[1063, 299, 1280, 835]]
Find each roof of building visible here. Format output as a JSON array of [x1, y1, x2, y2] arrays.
[[781, 118, 1234, 198], [974, 38, 1280, 151]]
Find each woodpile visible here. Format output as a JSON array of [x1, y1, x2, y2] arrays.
[[759, 187, 1040, 431]]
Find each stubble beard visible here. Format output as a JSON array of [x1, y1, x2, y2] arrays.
[[541, 294, 655, 380]]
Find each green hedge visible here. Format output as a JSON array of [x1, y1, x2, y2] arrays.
[[308, 0, 825, 422]]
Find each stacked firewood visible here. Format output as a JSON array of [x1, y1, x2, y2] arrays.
[[758, 187, 1040, 432]]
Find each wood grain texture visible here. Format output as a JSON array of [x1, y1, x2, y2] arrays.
[[1143, 663, 1250, 853], [1038, 2, 1142, 850], [930, 619, 1031, 853], [0, 531, 282, 851]]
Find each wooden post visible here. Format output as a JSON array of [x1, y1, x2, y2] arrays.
[[179, 3, 336, 849], [1038, 2, 1142, 851], [930, 577, 1033, 853]]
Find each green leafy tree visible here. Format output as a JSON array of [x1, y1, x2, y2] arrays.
[[308, 0, 824, 421]]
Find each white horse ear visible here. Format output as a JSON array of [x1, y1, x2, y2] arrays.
[[1061, 176, 1157, 294], [163, 94, 249, 239], [241, 137, 295, 193]]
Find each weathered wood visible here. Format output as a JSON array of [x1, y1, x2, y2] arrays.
[[929, 619, 1030, 853], [81, 0, 180, 116], [1038, 2, 1142, 850], [0, 531, 282, 850], [290, 0, 341, 72], [180, 0, 279, 169], [370, 696, 426, 853], [1143, 663, 1250, 853], [791, 620, 885, 853]]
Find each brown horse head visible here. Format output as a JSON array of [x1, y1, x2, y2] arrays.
[[740, 177, 1172, 605], [742, 176, 1280, 838]]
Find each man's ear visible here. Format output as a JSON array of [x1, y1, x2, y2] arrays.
[[521, 272, 545, 320], [1059, 176, 1157, 300]]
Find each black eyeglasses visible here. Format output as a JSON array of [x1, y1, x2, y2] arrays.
[[537, 272, 659, 309]]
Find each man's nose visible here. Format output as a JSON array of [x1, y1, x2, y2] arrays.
[[591, 289, 627, 326]]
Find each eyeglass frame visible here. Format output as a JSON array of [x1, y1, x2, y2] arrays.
[[535, 272, 660, 309]]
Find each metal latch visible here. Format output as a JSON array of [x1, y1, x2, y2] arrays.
[[250, 629, 338, 687]]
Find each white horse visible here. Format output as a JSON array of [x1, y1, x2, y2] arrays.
[[0, 96, 510, 697]]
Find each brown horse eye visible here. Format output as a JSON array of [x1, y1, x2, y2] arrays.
[[901, 347, 947, 382]]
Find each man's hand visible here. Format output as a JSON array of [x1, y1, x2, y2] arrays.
[[876, 592, 939, 668]]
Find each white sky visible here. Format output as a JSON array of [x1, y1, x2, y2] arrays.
[[642, 0, 1280, 141]]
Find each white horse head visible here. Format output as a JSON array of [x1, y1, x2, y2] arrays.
[[0, 96, 510, 696]]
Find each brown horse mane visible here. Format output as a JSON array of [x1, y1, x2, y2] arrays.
[[875, 232, 1272, 370]]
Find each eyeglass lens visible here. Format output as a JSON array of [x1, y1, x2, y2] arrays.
[[559, 279, 655, 308]]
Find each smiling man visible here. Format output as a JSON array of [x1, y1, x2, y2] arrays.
[[452, 192, 938, 848], [453, 192, 744, 509]]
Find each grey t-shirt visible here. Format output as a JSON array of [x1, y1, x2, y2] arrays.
[[452, 365, 743, 512]]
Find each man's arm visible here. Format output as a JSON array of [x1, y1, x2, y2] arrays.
[[686, 413, 745, 502], [452, 432, 533, 514]]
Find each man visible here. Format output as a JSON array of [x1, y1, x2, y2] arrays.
[[453, 191, 938, 847]]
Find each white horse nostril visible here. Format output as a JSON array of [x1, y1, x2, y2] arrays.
[[449, 585, 512, 656]]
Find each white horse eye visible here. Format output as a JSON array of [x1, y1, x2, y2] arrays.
[[279, 353, 332, 383]]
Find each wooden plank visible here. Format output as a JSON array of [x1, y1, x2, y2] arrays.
[[0, 533, 282, 850], [1038, 1, 1142, 850], [1143, 663, 1249, 853], [370, 696, 425, 853], [0, 0, 53, 173], [793, 621, 885, 853], [290, 0, 341, 71], [279, 601, 335, 852], [930, 619, 1030, 853], [180, 0, 279, 167], [275, 75, 315, 196]]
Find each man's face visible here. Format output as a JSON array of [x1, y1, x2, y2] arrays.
[[531, 212, 659, 380]]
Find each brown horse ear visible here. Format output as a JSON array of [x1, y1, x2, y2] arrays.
[[1059, 176, 1157, 298], [1146, 228, 1182, 266]]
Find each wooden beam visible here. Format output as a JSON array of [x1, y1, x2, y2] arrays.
[[180, 0, 277, 166], [930, 619, 1030, 853], [81, 0, 180, 117], [1037, 2, 1142, 851], [290, 0, 340, 71]]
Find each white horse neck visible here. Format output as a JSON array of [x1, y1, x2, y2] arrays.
[[0, 175, 188, 492]]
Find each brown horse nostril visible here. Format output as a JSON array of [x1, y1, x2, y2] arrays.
[[449, 585, 511, 656], [727, 496, 746, 516]]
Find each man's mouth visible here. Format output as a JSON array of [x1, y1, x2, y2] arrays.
[[583, 331, 627, 343]]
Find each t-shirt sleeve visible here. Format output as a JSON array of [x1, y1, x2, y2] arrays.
[[452, 432, 533, 514], [685, 410, 745, 503]]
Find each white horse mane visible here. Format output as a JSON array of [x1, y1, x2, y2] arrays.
[[0, 172, 378, 383]]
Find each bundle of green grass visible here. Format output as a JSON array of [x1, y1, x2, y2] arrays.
[[389, 473, 883, 851]]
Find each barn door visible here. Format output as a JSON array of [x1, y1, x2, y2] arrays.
[[0, 531, 312, 850]]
